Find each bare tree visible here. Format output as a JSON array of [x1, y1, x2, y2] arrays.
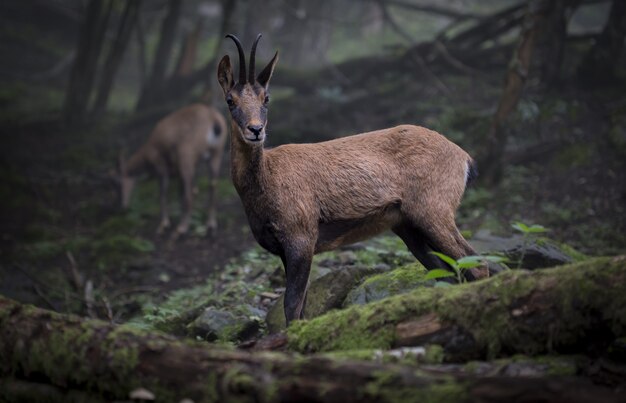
[[135, 0, 183, 111], [91, 0, 142, 119], [479, 0, 550, 185], [62, 0, 114, 125]]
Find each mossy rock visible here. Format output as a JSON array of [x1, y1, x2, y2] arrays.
[[266, 265, 389, 333], [343, 263, 434, 307], [187, 306, 264, 342]]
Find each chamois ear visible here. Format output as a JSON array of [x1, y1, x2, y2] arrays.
[[217, 55, 234, 94], [257, 51, 279, 89]]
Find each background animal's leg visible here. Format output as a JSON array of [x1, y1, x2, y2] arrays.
[[156, 173, 170, 235], [172, 159, 194, 240], [205, 152, 222, 237], [281, 241, 313, 325]]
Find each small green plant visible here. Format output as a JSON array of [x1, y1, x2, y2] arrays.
[[512, 221, 548, 268], [425, 253, 507, 285]]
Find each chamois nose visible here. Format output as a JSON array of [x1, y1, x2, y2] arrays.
[[247, 125, 263, 136]]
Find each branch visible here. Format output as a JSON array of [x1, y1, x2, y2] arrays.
[[377, 0, 484, 20], [0, 295, 623, 402]]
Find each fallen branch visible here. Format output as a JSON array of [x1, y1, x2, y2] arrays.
[[0, 295, 623, 403]]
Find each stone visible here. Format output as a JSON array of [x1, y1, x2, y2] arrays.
[[343, 263, 434, 307], [470, 230, 581, 270], [188, 307, 261, 342], [265, 265, 388, 333]]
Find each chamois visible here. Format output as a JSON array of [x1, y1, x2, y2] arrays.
[[218, 34, 480, 325], [119, 103, 227, 239]]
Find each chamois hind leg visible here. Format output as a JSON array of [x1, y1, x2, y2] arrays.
[[418, 215, 485, 281], [156, 174, 171, 235], [153, 161, 171, 235], [392, 223, 446, 270], [280, 238, 313, 325]]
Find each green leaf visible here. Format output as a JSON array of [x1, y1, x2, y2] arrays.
[[512, 222, 530, 233], [457, 261, 482, 269], [482, 255, 508, 263], [527, 224, 548, 233], [425, 269, 456, 280], [429, 251, 457, 268], [457, 255, 483, 265]]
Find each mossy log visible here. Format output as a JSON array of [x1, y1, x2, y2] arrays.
[[1, 295, 624, 403], [288, 257, 626, 360]]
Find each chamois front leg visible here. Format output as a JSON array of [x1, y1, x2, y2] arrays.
[[171, 160, 195, 241], [281, 239, 314, 325]]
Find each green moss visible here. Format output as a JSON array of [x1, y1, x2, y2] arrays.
[[363, 371, 466, 402], [361, 263, 428, 291], [344, 263, 433, 307], [288, 257, 626, 359]]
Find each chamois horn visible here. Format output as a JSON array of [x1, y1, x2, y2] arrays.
[[225, 34, 246, 83], [249, 33, 262, 84]]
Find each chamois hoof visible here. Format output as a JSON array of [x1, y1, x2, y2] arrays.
[[205, 221, 218, 238], [168, 226, 188, 243], [156, 220, 171, 236]]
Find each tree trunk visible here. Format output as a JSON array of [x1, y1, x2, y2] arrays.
[[135, 0, 183, 111], [173, 20, 203, 77], [62, 0, 114, 126], [286, 257, 626, 361], [91, 0, 142, 119], [478, 0, 549, 185], [577, 0, 626, 86], [0, 294, 623, 403]]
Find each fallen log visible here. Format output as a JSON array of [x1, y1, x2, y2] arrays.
[[1, 289, 624, 402], [287, 257, 626, 361]]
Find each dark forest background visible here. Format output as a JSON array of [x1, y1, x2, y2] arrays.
[[0, 1, 625, 400], [1, 0, 625, 320]]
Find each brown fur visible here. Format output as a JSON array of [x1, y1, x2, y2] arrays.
[[120, 103, 227, 238], [218, 36, 478, 324]]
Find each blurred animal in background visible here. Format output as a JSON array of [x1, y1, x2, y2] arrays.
[[118, 103, 227, 240], [218, 34, 480, 325]]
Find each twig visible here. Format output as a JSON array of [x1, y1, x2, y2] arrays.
[[406, 52, 451, 95], [101, 296, 114, 324], [84, 280, 96, 319], [65, 251, 83, 291], [432, 40, 485, 77], [376, 0, 451, 95], [33, 285, 58, 312], [109, 285, 160, 301]]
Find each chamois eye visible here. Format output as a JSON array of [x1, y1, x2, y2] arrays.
[[226, 98, 234, 107], [264, 95, 270, 104]]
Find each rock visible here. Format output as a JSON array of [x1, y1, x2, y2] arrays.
[[265, 265, 388, 333], [470, 230, 583, 270], [129, 387, 156, 400], [188, 307, 261, 342], [343, 263, 434, 307]]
